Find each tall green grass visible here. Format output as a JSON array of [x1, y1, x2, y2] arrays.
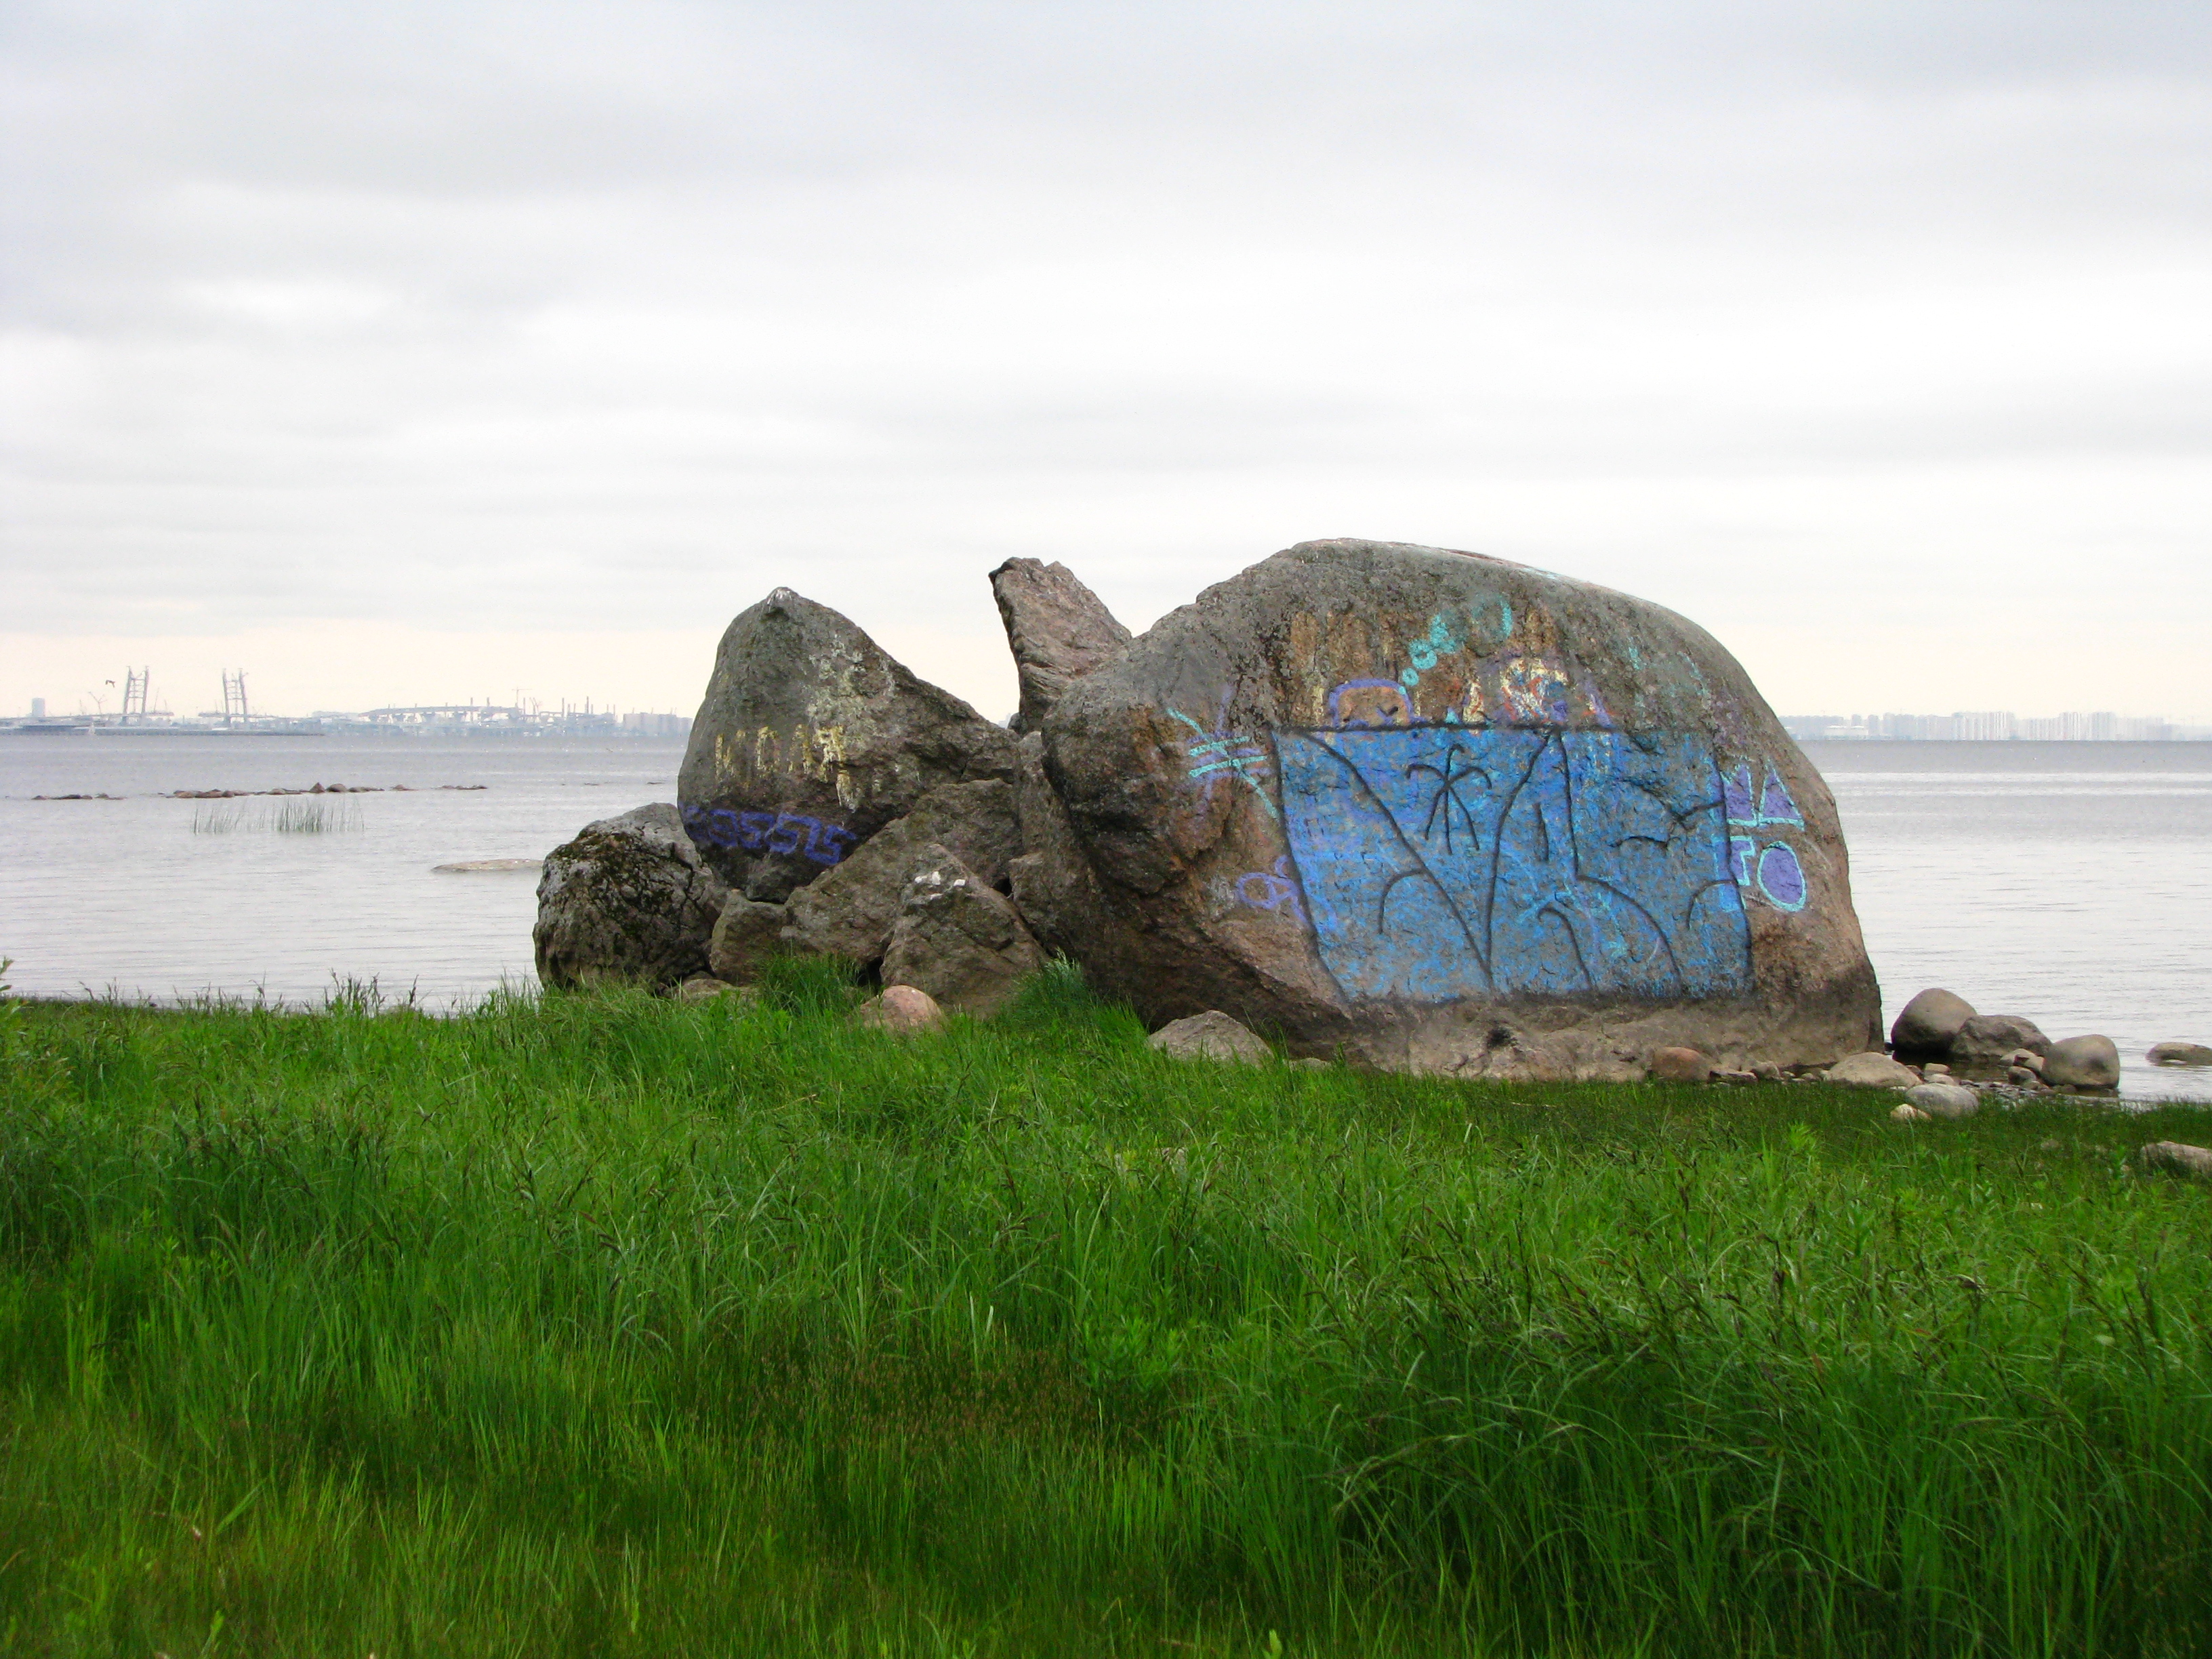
[[1, 958, 2207, 1656]]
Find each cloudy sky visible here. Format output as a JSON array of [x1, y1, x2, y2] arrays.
[[4, 0, 2208, 723]]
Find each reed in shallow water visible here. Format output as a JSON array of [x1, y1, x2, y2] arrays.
[[189, 799, 364, 835], [1, 957, 2207, 1657]]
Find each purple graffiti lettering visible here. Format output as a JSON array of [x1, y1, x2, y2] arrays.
[[1726, 762, 1803, 828], [1723, 764, 1757, 825], [806, 822, 857, 866], [1729, 834, 1757, 887], [765, 815, 814, 855], [1757, 842, 1807, 911], [1231, 857, 1305, 921], [686, 804, 859, 862], [1759, 773, 1803, 827]]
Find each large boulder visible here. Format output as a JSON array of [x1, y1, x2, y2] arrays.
[[1037, 538, 1882, 1078], [534, 804, 729, 989], [880, 846, 1047, 1015], [781, 780, 1022, 970], [1891, 988, 1975, 1059], [990, 558, 1134, 733], [678, 588, 1019, 901]]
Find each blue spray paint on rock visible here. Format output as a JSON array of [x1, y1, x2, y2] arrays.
[[1275, 726, 1751, 1002]]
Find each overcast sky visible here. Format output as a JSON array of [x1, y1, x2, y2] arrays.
[[4, 0, 2208, 723]]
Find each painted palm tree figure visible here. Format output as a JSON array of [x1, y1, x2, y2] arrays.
[[1404, 741, 1495, 857]]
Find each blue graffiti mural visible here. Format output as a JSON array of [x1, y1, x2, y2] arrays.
[[1275, 726, 1751, 1002], [681, 803, 857, 866]]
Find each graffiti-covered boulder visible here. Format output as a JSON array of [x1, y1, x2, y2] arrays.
[[678, 588, 1019, 902], [534, 804, 730, 989], [1040, 538, 1881, 1078]]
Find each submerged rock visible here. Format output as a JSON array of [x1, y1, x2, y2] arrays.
[[2148, 1042, 2212, 1068], [1039, 538, 1881, 1078], [533, 804, 729, 990]]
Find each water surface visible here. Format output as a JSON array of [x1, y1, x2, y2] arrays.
[[3, 733, 2206, 1100]]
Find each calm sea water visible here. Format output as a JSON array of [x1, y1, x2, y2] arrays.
[[3, 734, 2207, 1101]]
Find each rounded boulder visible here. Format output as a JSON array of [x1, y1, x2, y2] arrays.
[[1040, 539, 1881, 1080], [2043, 1034, 2121, 1090], [1890, 988, 1975, 1059]]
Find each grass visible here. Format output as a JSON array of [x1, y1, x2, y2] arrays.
[[190, 800, 364, 835], [1, 956, 2209, 1656]]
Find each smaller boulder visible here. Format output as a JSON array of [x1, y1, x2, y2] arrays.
[[782, 781, 1022, 968], [1950, 1016, 2051, 1069], [1751, 1062, 1784, 1082], [1713, 1068, 1759, 1085], [1891, 988, 1976, 1058], [1650, 1047, 1713, 1083], [2043, 1034, 2121, 1089], [880, 846, 1047, 1016], [2137, 1141, 2212, 1179], [708, 896, 787, 984], [533, 804, 729, 989], [1902, 1082, 1981, 1120], [2003, 1048, 2045, 1074], [1826, 1051, 1922, 1088], [852, 985, 946, 1035], [1149, 1010, 1271, 1065], [676, 975, 753, 1006], [1889, 1103, 1930, 1123], [2148, 1042, 2212, 1068], [2007, 1066, 2043, 1086]]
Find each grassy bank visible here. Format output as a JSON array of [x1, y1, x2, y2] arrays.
[[1, 964, 2208, 1657]]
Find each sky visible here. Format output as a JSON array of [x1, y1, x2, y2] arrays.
[[4, 0, 2209, 724]]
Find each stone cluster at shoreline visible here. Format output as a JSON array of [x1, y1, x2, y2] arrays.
[[537, 538, 1887, 1081]]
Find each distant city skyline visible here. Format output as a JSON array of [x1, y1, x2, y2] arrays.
[[1782, 712, 2210, 742]]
